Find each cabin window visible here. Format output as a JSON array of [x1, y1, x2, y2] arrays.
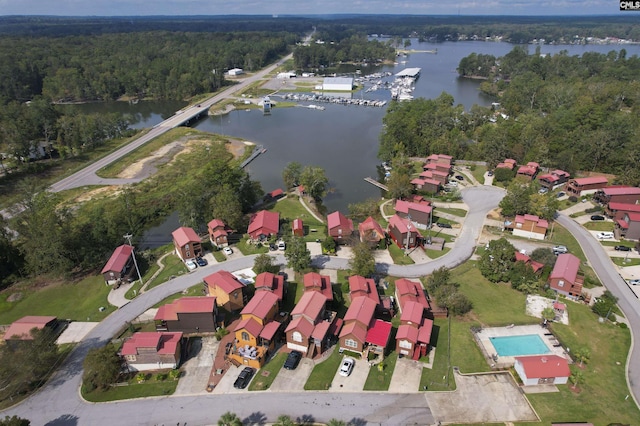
[[241, 332, 250, 342], [292, 331, 303, 343], [558, 280, 564, 287], [345, 339, 357, 349], [399, 340, 412, 349]]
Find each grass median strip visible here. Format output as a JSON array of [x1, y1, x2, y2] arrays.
[[304, 348, 342, 390], [249, 352, 286, 391]]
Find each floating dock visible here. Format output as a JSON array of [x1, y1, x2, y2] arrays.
[[241, 145, 266, 168], [364, 177, 389, 191]]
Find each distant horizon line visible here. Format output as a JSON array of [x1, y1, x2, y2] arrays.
[[0, 13, 625, 18]]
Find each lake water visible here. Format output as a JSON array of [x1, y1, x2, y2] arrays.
[[67, 40, 640, 247]]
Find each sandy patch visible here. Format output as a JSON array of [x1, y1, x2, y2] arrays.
[[117, 140, 185, 179], [73, 186, 120, 203]]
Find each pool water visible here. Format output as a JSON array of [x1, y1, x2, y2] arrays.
[[489, 334, 551, 357]]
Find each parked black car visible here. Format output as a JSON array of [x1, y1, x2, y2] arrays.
[[590, 215, 605, 221], [196, 257, 208, 267], [455, 175, 464, 180], [283, 350, 302, 370], [233, 367, 255, 389], [615, 245, 632, 251], [436, 222, 452, 229]]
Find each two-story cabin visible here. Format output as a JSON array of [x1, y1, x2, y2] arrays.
[[154, 297, 218, 334], [172, 226, 202, 261], [548, 253, 584, 298], [208, 219, 229, 248], [229, 291, 281, 368], [566, 176, 608, 197], [203, 271, 245, 311]]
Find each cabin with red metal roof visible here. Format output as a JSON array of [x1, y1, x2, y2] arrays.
[[292, 218, 304, 237], [228, 291, 282, 368], [495, 158, 517, 170], [394, 199, 433, 229], [247, 210, 280, 241], [548, 253, 584, 298], [121, 332, 183, 372], [154, 297, 218, 333], [395, 278, 430, 313], [396, 300, 433, 360], [208, 218, 229, 248], [566, 176, 608, 197], [339, 296, 377, 354], [537, 169, 570, 190], [285, 291, 338, 356], [303, 272, 333, 301], [506, 214, 549, 240], [171, 226, 202, 261], [254, 272, 285, 302], [3, 316, 59, 348], [365, 319, 392, 355], [410, 177, 440, 194], [101, 244, 135, 285], [514, 355, 570, 386], [615, 211, 640, 241], [203, 271, 246, 311], [358, 216, 385, 247], [514, 251, 545, 274], [594, 186, 640, 205], [348, 275, 381, 307], [388, 214, 422, 249], [516, 162, 539, 181], [605, 202, 640, 221], [327, 211, 354, 242]]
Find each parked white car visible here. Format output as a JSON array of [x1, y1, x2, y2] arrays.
[[596, 232, 615, 240], [185, 259, 197, 271], [277, 240, 286, 250], [223, 247, 233, 255], [339, 357, 355, 377]]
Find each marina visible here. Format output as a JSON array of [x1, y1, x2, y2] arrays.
[[278, 93, 387, 107]]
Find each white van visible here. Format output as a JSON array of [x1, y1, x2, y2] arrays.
[[596, 232, 615, 240]]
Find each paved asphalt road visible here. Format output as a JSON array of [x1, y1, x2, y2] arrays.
[[556, 213, 640, 407], [3, 185, 640, 424]]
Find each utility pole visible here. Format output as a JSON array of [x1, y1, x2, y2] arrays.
[[124, 234, 144, 289]]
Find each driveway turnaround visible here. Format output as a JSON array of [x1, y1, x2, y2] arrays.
[[5, 184, 640, 424], [426, 371, 538, 423]]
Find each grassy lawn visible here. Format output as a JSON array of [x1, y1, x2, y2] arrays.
[[144, 254, 190, 291], [425, 247, 451, 259], [527, 303, 640, 424], [0, 275, 116, 324], [420, 319, 456, 391], [612, 257, 640, 267], [152, 284, 206, 308], [249, 352, 287, 391], [383, 202, 395, 217], [450, 261, 534, 326], [97, 127, 207, 178], [211, 250, 227, 262], [363, 352, 398, 391], [271, 197, 327, 242], [388, 244, 415, 265], [446, 260, 640, 424], [548, 222, 587, 263], [583, 221, 615, 232], [304, 348, 342, 390], [601, 240, 634, 248], [435, 207, 467, 217], [82, 373, 178, 402], [468, 165, 487, 184], [236, 236, 269, 255]]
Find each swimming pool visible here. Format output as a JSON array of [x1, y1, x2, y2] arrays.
[[489, 334, 551, 357]]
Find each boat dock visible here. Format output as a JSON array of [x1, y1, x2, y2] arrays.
[[364, 177, 389, 191], [240, 145, 266, 168]]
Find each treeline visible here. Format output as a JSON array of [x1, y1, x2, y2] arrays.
[[379, 47, 640, 185], [293, 35, 395, 69], [0, 15, 313, 37], [1, 139, 262, 285], [0, 31, 296, 103], [309, 15, 640, 43]]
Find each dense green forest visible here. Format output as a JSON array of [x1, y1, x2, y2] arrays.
[[293, 35, 395, 69], [380, 47, 640, 185]]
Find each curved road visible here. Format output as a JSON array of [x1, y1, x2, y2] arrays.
[[3, 185, 640, 424]]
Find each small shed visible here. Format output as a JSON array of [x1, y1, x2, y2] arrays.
[[227, 68, 244, 76], [292, 218, 304, 237]]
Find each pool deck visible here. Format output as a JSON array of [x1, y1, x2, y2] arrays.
[[475, 324, 572, 369]]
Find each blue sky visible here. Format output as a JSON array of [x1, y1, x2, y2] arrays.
[[0, 0, 622, 16]]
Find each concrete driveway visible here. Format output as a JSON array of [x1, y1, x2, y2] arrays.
[[174, 336, 218, 395], [426, 371, 538, 423], [330, 356, 368, 392], [270, 357, 314, 392], [388, 357, 423, 393], [212, 364, 254, 394]]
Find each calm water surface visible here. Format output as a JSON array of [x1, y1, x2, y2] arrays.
[[70, 40, 640, 247]]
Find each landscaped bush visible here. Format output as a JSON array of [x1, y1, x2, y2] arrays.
[[568, 196, 578, 203]]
